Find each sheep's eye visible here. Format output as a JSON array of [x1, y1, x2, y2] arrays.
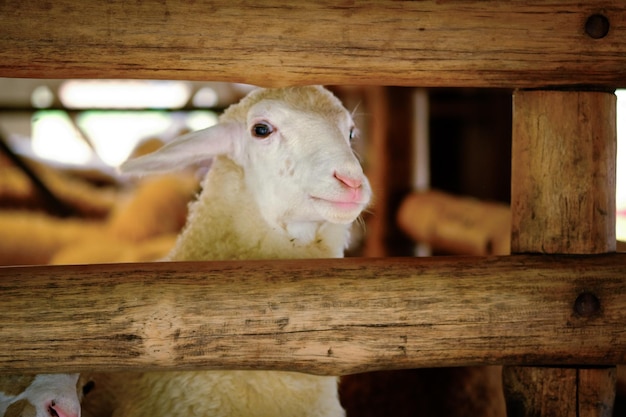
[[252, 122, 274, 139], [349, 127, 357, 143]]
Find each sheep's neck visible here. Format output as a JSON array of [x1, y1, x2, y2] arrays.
[[166, 157, 350, 261]]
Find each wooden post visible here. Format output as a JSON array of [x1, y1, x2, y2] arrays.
[[503, 90, 617, 416]]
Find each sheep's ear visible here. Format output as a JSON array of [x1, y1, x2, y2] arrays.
[[120, 122, 243, 175]]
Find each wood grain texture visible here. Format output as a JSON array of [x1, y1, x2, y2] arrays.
[[0, 255, 625, 375], [0, 1, 625, 87], [578, 367, 617, 417], [511, 90, 617, 254], [503, 367, 577, 417], [505, 90, 617, 416], [504, 367, 616, 417]]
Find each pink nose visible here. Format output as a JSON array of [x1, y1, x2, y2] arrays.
[[334, 172, 362, 189], [48, 402, 80, 417]]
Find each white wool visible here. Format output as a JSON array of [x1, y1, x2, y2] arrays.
[[87, 371, 342, 417], [0, 374, 81, 417], [110, 86, 372, 417]]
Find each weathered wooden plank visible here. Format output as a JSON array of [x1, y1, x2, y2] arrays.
[[511, 91, 617, 254], [503, 367, 578, 417], [0, 255, 625, 375], [503, 367, 618, 417], [578, 367, 617, 417], [0, 1, 624, 87], [504, 90, 617, 416]]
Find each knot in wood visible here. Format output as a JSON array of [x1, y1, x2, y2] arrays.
[[585, 14, 610, 39], [574, 292, 601, 317]]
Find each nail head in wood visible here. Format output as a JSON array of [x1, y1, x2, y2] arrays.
[[574, 292, 601, 317], [585, 14, 610, 39]]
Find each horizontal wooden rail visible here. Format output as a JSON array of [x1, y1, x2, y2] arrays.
[[0, 1, 625, 88], [1, 254, 625, 375]]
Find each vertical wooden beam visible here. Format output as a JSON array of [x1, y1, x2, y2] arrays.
[[504, 90, 617, 416], [361, 87, 416, 257], [578, 367, 618, 417], [361, 86, 391, 257], [510, 91, 616, 254]]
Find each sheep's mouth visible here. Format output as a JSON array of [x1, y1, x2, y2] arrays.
[[310, 196, 368, 223], [310, 196, 366, 210]]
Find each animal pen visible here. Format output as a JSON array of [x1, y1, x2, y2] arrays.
[[0, 1, 625, 416]]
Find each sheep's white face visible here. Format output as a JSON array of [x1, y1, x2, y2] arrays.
[[120, 86, 372, 243], [236, 98, 371, 234], [0, 374, 81, 417]]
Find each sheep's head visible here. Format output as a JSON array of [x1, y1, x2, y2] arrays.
[[0, 374, 82, 417], [122, 86, 371, 237]]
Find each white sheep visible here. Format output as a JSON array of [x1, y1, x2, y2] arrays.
[[0, 374, 83, 417], [87, 85, 372, 417], [123, 85, 371, 262]]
